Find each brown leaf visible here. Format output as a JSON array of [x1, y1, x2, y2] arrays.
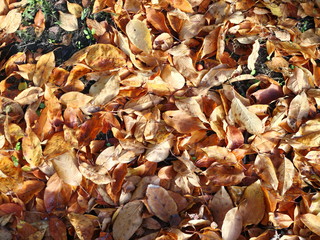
[[145, 135, 173, 162], [85, 44, 127, 71], [112, 200, 144, 240], [209, 187, 233, 228], [0, 156, 23, 193], [167, 0, 193, 12], [146, 8, 170, 33], [49, 216, 67, 240], [33, 51, 55, 87], [15, 180, 45, 203], [34, 10, 45, 37], [44, 173, 72, 213], [277, 158, 295, 196], [287, 91, 309, 131], [79, 162, 113, 185], [68, 213, 96, 240], [163, 110, 206, 133], [14, 87, 43, 105], [146, 184, 178, 222]]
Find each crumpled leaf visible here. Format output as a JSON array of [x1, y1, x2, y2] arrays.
[[166, 0, 193, 13], [59, 11, 78, 31], [112, 200, 144, 240], [126, 19, 152, 53], [231, 98, 264, 135], [14, 87, 43, 105], [247, 39, 260, 71], [146, 184, 178, 222], [287, 91, 309, 131]]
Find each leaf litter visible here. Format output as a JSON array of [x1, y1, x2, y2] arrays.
[[1, 0, 320, 239]]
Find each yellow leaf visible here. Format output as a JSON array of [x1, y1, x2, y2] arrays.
[[239, 181, 265, 226], [167, 0, 193, 13], [67, 1, 83, 18], [0, 156, 23, 193], [22, 128, 43, 167], [33, 51, 55, 87], [264, 2, 282, 17], [278, 157, 295, 195], [59, 11, 78, 31], [85, 44, 127, 71], [68, 213, 95, 240], [126, 19, 152, 53]]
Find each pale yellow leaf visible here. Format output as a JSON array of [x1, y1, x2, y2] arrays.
[[60, 92, 93, 108], [231, 98, 264, 135], [22, 128, 43, 167], [113, 201, 143, 240], [278, 157, 295, 196], [247, 39, 260, 71], [14, 87, 43, 105], [90, 75, 120, 106], [301, 213, 320, 236], [145, 135, 173, 162], [221, 207, 243, 240], [175, 97, 208, 123], [52, 151, 82, 186], [126, 19, 152, 53], [79, 162, 113, 184], [0, 9, 21, 34], [160, 65, 185, 90], [287, 91, 309, 131], [59, 11, 78, 31]]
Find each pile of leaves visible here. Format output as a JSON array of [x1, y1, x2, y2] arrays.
[[1, 0, 320, 239]]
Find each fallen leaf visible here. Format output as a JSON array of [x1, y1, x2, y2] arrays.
[[59, 11, 78, 31], [79, 162, 113, 184], [44, 173, 72, 213], [300, 213, 320, 236], [22, 128, 43, 167], [0, 156, 23, 193], [287, 91, 309, 131], [33, 51, 55, 87], [14, 87, 43, 105], [145, 135, 173, 162], [0, 8, 21, 33], [67, 1, 83, 18], [146, 184, 178, 222], [126, 19, 152, 53], [247, 39, 260, 71], [167, 0, 193, 12], [15, 180, 45, 203], [51, 151, 82, 186], [112, 200, 144, 240], [221, 207, 243, 240], [254, 154, 278, 190], [85, 44, 127, 71], [209, 187, 234, 228], [277, 157, 295, 195], [90, 74, 120, 106], [231, 98, 264, 135], [68, 213, 96, 240], [238, 181, 265, 226]]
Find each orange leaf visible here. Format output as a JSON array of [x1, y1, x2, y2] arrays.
[[33, 51, 55, 87]]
